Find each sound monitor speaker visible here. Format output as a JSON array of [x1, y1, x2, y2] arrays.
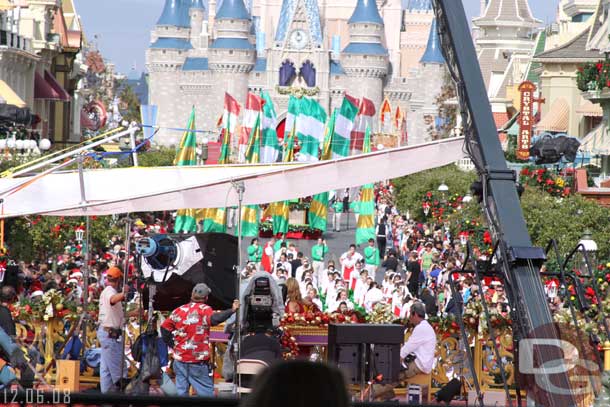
[[328, 324, 403, 384], [141, 233, 237, 311]]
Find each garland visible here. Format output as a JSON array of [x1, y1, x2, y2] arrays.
[[276, 85, 320, 97]]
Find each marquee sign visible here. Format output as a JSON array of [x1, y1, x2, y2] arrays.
[[517, 81, 536, 160]]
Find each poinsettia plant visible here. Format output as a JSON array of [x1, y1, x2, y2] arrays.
[[519, 166, 574, 198], [576, 60, 610, 92]]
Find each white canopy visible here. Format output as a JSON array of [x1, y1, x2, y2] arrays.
[[0, 137, 464, 218]]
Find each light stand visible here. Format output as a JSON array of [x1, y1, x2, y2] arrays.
[[232, 181, 245, 395], [119, 216, 133, 386]]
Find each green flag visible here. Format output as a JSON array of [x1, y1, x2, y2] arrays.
[[174, 107, 199, 233], [355, 125, 375, 245], [241, 113, 261, 237]]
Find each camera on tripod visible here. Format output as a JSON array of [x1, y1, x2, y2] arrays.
[[244, 276, 276, 333]]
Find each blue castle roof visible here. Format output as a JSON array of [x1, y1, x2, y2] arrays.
[[405, 0, 432, 11], [211, 37, 254, 49], [343, 42, 387, 55], [420, 19, 445, 65], [150, 38, 194, 50], [190, 0, 205, 9], [216, 0, 251, 20], [156, 0, 191, 27], [183, 57, 209, 70], [348, 0, 384, 25]]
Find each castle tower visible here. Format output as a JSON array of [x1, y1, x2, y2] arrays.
[[341, 0, 388, 114], [189, 0, 207, 51], [147, 0, 194, 144], [208, 0, 255, 106], [408, 18, 446, 145], [472, 0, 540, 127]]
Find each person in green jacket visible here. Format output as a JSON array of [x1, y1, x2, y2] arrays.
[[274, 233, 288, 252], [248, 238, 263, 269], [332, 200, 343, 232], [311, 238, 328, 287], [363, 238, 380, 281]]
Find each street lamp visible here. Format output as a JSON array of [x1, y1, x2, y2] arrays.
[[578, 229, 598, 253], [75, 226, 85, 243], [201, 137, 209, 165], [422, 202, 430, 217], [438, 183, 449, 193], [462, 193, 473, 203]]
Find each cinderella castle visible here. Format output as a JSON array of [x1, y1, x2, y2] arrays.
[[146, 0, 446, 146]]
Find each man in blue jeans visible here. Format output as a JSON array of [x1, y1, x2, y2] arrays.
[[97, 266, 129, 393], [161, 283, 239, 396]]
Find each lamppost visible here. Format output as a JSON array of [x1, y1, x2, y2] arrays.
[[422, 202, 431, 217], [75, 226, 85, 243], [462, 193, 473, 204], [578, 229, 598, 253], [200, 137, 209, 165]]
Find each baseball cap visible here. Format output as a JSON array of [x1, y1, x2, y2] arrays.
[[192, 283, 211, 301], [106, 266, 123, 279]]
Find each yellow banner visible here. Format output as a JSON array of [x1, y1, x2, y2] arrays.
[[357, 214, 374, 229]]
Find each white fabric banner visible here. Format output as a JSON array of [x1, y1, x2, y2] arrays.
[[0, 137, 464, 218]]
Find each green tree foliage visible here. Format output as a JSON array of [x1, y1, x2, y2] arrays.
[[394, 166, 610, 262], [5, 216, 121, 262], [393, 165, 477, 218], [117, 80, 141, 123], [115, 145, 176, 168]]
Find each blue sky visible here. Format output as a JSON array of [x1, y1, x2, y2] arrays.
[[73, 0, 559, 76]]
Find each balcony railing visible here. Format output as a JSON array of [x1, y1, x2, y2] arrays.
[[0, 30, 31, 52]]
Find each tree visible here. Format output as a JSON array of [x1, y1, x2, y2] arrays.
[[393, 166, 610, 263], [435, 70, 458, 138], [393, 165, 476, 219], [117, 80, 141, 124], [5, 216, 121, 262]]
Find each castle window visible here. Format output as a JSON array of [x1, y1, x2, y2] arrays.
[[279, 59, 296, 86], [229, 50, 233, 55], [300, 60, 316, 87], [363, 55, 367, 59]]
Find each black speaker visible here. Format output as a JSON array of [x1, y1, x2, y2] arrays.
[[328, 324, 403, 384], [141, 233, 237, 311]]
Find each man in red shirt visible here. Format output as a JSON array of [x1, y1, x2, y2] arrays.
[[161, 283, 239, 396]]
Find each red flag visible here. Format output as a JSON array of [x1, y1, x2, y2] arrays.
[[380, 98, 392, 132], [350, 97, 376, 151], [238, 92, 265, 161], [394, 106, 403, 129]]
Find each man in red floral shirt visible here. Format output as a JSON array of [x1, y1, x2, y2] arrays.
[[161, 283, 239, 396]]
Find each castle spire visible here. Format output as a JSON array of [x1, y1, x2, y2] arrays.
[[215, 0, 250, 20], [348, 0, 383, 25], [156, 0, 191, 27], [420, 19, 444, 65]]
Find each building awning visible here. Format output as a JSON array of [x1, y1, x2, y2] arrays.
[[536, 97, 569, 133], [576, 100, 603, 117], [34, 72, 61, 100], [0, 80, 26, 108], [579, 123, 610, 155], [44, 70, 70, 101]]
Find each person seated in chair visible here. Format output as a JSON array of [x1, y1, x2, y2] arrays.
[[400, 301, 436, 378]]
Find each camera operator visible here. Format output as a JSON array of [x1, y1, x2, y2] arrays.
[[161, 283, 239, 397], [400, 302, 436, 378]]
